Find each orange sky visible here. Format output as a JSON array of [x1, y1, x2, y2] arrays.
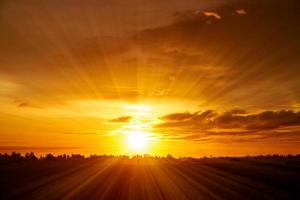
[[0, 0, 300, 156]]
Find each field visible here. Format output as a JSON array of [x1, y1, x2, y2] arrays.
[[0, 155, 300, 200]]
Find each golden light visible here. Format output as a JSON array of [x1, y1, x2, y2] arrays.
[[126, 131, 148, 153]]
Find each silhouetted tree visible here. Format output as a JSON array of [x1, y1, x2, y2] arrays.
[[45, 153, 55, 161], [25, 152, 37, 161], [11, 152, 23, 162]]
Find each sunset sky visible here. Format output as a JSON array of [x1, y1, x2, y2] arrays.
[[1, 0, 300, 157]]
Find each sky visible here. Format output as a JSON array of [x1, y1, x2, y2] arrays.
[[0, 0, 300, 157]]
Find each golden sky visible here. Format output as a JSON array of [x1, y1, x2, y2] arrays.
[[1, 0, 300, 156]]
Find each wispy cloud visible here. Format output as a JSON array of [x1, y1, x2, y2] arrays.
[[17, 101, 30, 107], [236, 9, 247, 15], [110, 116, 132, 123], [203, 11, 221, 19]]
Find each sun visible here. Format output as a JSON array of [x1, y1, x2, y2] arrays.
[[126, 131, 148, 153]]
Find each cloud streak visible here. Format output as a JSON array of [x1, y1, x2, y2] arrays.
[[235, 9, 247, 15], [156, 110, 300, 142], [158, 110, 300, 130], [110, 116, 132, 123], [203, 11, 221, 19]]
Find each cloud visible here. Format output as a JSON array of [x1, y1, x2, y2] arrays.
[[156, 110, 300, 142], [17, 102, 30, 107], [156, 110, 217, 128], [160, 112, 197, 121], [110, 116, 132, 123], [236, 9, 247, 15], [203, 11, 221, 19], [215, 110, 300, 130], [15, 100, 40, 108], [224, 109, 247, 115], [158, 109, 300, 130]]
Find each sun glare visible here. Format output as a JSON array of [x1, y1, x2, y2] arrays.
[[127, 131, 148, 152]]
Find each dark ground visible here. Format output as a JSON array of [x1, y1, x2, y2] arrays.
[[0, 155, 300, 200]]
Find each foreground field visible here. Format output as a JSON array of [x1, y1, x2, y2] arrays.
[[0, 156, 300, 200]]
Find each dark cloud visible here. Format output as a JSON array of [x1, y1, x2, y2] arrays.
[[215, 110, 300, 130], [156, 110, 300, 142], [223, 109, 247, 115], [158, 109, 300, 130], [17, 102, 30, 108], [15, 100, 40, 108], [110, 116, 132, 123], [156, 110, 217, 129], [160, 112, 197, 121]]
